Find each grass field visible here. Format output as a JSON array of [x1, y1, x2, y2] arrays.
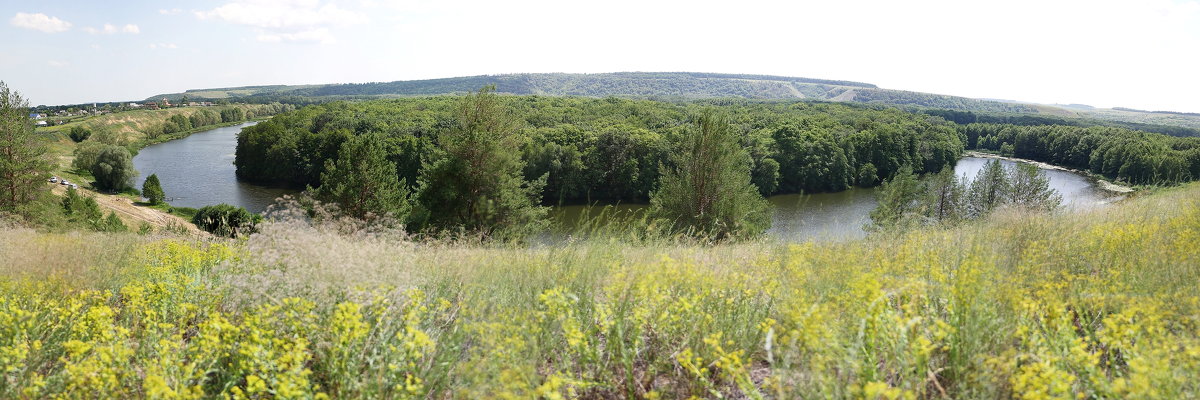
[[1, 182, 1197, 398]]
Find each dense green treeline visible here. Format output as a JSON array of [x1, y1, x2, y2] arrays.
[[235, 96, 964, 206], [923, 109, 1200, 137], [962, 123, 1200, 184]]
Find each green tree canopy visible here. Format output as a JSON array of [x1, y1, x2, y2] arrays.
[[921, 168, 965, 225], [966, 159, 1010, 219], [414, 86, 547, 238], [868, 166, 921, 231], [90, 145, 138, 192], [142, 174, 165, 205], [648, 111, 771, 240], [1007, 163, 1062, 212], [0, 81, 50, 212], [67, 125, 92, 143], [312, 132, 411, 221]]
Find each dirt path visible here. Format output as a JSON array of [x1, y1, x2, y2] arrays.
[[47, 182, 205, 235]]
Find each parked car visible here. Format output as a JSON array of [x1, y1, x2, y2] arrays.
[[49, 177, 58, 183], [60, 180, 69, 185], [69, 183, 78, 189]]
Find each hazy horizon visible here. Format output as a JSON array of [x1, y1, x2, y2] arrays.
[[4, 0, 1199, 112]]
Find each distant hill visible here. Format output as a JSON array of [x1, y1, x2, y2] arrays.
[[149, 72, 1200, 135]]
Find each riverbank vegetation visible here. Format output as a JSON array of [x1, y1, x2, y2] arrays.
[[2, 179, 1197, 398], [870, 161, 1062, 231], [961, 123, 1200, 185], [38, 104, 291, 159]]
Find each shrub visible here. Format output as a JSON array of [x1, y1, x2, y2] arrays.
[[142, 174, 165, 205], [67, 125, 92, 142], [193, 203, 259, 238]]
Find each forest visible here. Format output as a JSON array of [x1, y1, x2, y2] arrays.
[[234, 96, 965, 206]]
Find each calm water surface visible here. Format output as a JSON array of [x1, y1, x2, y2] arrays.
[[134, 126, 1117, 241], [132, 122, 299, 212]]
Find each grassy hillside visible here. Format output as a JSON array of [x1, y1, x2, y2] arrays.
[[39, 106, 257, 145], [2, 180, 1197, 398]]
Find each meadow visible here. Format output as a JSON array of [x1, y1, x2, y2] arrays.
[[1, 182, 1198, 399]]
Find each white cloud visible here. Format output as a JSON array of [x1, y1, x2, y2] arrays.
[[159, 8, 184, 15], [256, 27, 334, 44], [197, 0, 365, 28], [10, 12, 72, 33], [148, 43, 179, 49], [47, 60, 69, 68], [197, 0, 365, 43], [84, 23, 140, 35]]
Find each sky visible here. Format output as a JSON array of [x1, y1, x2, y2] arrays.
[[2, 0, 1199, 112]]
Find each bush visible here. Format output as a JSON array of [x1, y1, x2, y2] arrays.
[[167, 206, 198, 219], [60, 187, 127, 232], [193, 204, 259, 238], [67, 125, 92, 142]]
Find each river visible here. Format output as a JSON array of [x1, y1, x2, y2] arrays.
[[132, 122, 299, 213], [553, 157, 1122, 241], [133, 124, 1119, 240]]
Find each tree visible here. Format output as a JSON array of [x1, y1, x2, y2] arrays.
[[966, 159, 1010, 219], [921, 168, 965, 225], [648, 111, 771, 240], [142, 174, 165, 205], [90, 145, 138, 192], [220, 107, 245, 123], [857, 163, 879, 187], [312, 133, 410, 220], [72, 141, 106, 172], [414, 86, 547, 237], [68, 125, 92, 142], [1007, 163, 1061, 212], [193, 204, 259, 238], [752, 157, 780, 196], [0, 81, 50, 212], [98, 212, 128, 232], [868, 166, 921, 231]]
